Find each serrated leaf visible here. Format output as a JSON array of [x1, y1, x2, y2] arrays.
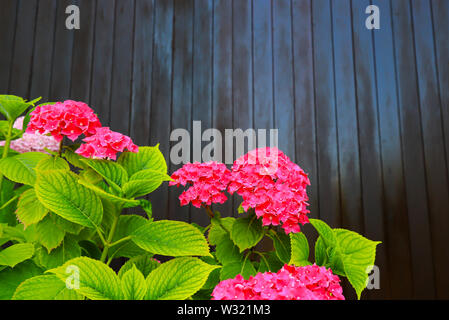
[[268, 230, 291, 264], [118, 255, 160, 278], [0, 152, 50, 185], [121, 266, 147, 300], [0, 261, 43, 300], [220, 258, 257, 281], [35, 156, 70, 171], [109, 215, 149, 259], [49, 213, 84, 235], [78, 178, 140, 207], [122, 169, 171, 198], [132, 220, 211, 257], [15, 188, 49, 227], [48, 257, 123, 300], [36, 236, 81, 269], [118, 146, 167, 177], [230, 214, 264, 252], [289, 232, 311, 266], [12, 274, 83, 300], [145, 257, 220, 300], [0, 95, 39, 121], [208, 217, 235, 245], [35, 215, 66, 252], [309, 219, 336, 247], [35, 170, 103, 229], [81, 158, 128, 190], [0, 243, 35, 267]]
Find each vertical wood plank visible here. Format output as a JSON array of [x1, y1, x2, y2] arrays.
[[70, 0, 96, 102], [9, 0, 38, 98], [391, 0, 436, 299], [373, 0, 413, 299], [291, 0, 318, 216], [169, 0, 194, 222], [49, 0, 77, 101], [212, 0, 233, 217], [0, 0, 18, 93], [29, 0, 57, 101], [312, 0, 340, 226], [351, 0, 390, 299], [90, 0, 115, 124], [190, 0, 214, 225], [411, 0, 449, 299], [149, 0, 174, 220]]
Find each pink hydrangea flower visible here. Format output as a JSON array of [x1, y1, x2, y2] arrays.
[[212, 264, 345, 300], [26, 100, 102, 142], [75, 127, 138, 161], [0, 117, 60, 154], [169, 162, 231, 208], [228, 147, 311, 234]]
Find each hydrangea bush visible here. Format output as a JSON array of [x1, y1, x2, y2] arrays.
[[0, 95, 380, 300]]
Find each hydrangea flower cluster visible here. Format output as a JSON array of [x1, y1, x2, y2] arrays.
[[0, 117, 60, 154], [169, 162, 231, 208], [75, 127, 138, 161], [227, 147, 311, 234], [26, 100, 102, 142], [212, 264, 345, 300]]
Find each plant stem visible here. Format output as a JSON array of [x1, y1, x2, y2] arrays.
[[0, 194, 19, 210], [0, 121, 14, 198], [203, 205, 215, 219], [100, 213, 120, 263], [109, 235, 132, 248]]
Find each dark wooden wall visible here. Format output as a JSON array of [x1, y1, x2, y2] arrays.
[[1, 0, 448, 300]]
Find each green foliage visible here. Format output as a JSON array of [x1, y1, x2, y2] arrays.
[[0, 152, 50, 185], [0, 261, 43, 300], [230, 214, 264, 252], [121, 266, 147, 300], [268, 230, 291, 264], [16, 189, 48, 227], [0, 95, 40, 122], [289, 232, 311, 267], [118, 255, 160, 278], [0, 244, 35, 268], [12, 275, 83, 300]]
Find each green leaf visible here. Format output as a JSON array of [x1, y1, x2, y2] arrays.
[[145, 257, 220, 300], [49, 213, 84, 235], [35, 215, 66, 252], [0, 120, 23, 140], [0, 243, 35, 267], [230, 214, 264, 252], [35, 156, 70, 171], [139, 199, 153, 219], [12, 274, 83, 300], [334, 229, 381, 299], [79, 240, 102, 260], [0, 261, 43, 300], [122, 169, 171, 198], [16, 188, 49, 227], [35, 170, 103, 229], [48, 257, 123, 300], [36, 236, 81, 269], [118, 145, 167, 177], [208, 217, 235, 245], [109, 215, 149, 259], [132, 220, 211, 257], [0, 152, 50, 185], [78, 178, 140, 207], [268, 230, 291, 264], [121, 266, 147, 300], [118, 255, 160, 278], [0, 95, 40, 121], [220, 258, 257, 281], [289, 232, 311, 267], [215, 235, 242, 265], [314, 237, 327, 266], [309, 219, 336, 247], [63, 147, 89, 169], [81, 158, 129, 190]]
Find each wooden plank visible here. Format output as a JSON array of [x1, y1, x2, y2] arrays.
[[272, 0, 295, 161], [0, 0, 18, 93], [211, 0, 233, 217], [391, 0, 436, 299], [291, 0, 318, 216], [432, 0, 449, 185], [253, 0, 274, 131], [49, 0, 77, 101], [373, 0, 413, 299], [70, 0, 96, 102], [331, 0, 362, 233], [149, 0, 174, 220], [351, 0, 390, 299], [311, 0, 340, 226], [168, 0, 194, 223], [90, 0, 115, 124], [29, 0, 57, 101], [411, 0, 449, 299], [9, 0, 38, 98], [109, 0, 134, 135], [190, 0, 214, 226]]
